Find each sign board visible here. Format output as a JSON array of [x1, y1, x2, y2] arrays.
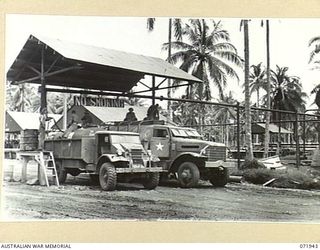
[[73, 96, 125, 108]]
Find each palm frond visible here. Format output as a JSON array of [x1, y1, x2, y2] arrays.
[[308, 36, 320, 46], [172, 18, 183, 41], [213, 51, 244, 68]]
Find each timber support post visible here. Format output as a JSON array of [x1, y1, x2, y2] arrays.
[[39, 45, 47, 150], [152, 76, 156, 106]]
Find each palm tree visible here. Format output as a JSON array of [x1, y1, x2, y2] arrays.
[[308, 36, 320, 166], [270, 66, 306, 117], [241, 19, 254, 161], [308, 36, 320, 64], [165, 19, 243, 131], [147, 18, 182, 120], [268, 66, 306, 152], [310, 84, 320, 145], [311, 84, 320, 108], [249, 63, 266, 109], [166, 19, 242, 100], [209, 91, 237, 146], [263, 19, 271, 158]]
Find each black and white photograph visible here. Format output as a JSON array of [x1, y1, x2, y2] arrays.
[[2, 12, 320, 227]]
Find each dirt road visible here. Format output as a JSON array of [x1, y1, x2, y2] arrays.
[[2, 159, 320, 221]]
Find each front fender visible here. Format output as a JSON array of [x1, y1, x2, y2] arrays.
[[170, 152, 207, 172], [176, 152, 206, 159], [97, 154, 128, 167]]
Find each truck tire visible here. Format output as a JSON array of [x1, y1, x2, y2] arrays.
[[55, 161, 67, 184], [142, 173, 160, 190], [209, 167, 229, 187], [99, 163, 117, 191], [177, 162, 200, 188]]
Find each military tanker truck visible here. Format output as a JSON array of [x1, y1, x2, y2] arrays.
[[106, 120, 230, 188], [44, 128, 162, 191]]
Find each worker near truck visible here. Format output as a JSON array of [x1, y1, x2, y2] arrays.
[[146, 104, 159, 120], [38, 107, 53, 149], [124, 107, 138, 122]]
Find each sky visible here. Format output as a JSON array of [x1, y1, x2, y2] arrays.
[[5, 14, 320, 108]]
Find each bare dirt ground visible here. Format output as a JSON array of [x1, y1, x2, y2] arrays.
[[2, 159, 320, 222]]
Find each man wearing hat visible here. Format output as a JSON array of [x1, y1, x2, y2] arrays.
[[124, 107, 138, 122]]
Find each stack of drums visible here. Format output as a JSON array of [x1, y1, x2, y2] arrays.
[[20, 129, 39, 151]]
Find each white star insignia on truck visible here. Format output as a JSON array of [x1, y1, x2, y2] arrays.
[[156, 142, 164, 151]]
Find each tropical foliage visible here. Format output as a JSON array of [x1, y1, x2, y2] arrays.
[[163, 19, 243, 132], [249, 63, 266, 108], [165, 19, 243, 100], [6, 82, 73, 114], [6, 83, 38, 112], [270, 65, 306, 118]]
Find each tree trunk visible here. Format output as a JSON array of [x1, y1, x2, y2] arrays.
[[243, 20, 254, 161], [264, 20, 271, 158], [167, 18, 172, 121]]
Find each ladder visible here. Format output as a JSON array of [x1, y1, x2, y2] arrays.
[[34, 151, 60, 187]]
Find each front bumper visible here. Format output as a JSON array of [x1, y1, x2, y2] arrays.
[[116, 166, 164, 173], [205, 160, 226, 168]]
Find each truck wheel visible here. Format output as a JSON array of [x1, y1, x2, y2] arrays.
[[177, 162, 200, 188], [99, 163, 117, 191], [142, 173, 160, 190], [55, 161, 67, 184], [209, 167, 229, 187]]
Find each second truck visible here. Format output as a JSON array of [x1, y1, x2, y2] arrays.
[[107, 120, 230, 188]]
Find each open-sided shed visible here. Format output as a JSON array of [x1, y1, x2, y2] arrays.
[[6, 34, 201, 148], [7, 34, 201, 94]]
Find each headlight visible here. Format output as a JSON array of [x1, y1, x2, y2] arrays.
[[117, 149, 123, 156]]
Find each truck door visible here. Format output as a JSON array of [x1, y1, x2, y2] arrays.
[[97, 134, 111, 157], [150, 128, 170, 158]]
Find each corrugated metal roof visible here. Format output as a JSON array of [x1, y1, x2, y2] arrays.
[[6, 111, 62, 132], [7, 34, 201, 93], [36, 35, 201, 82]]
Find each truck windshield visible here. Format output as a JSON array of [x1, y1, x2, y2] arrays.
[[171, 128, 201, 138], [111, 134, 141, 144]]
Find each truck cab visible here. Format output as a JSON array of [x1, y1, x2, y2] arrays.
[[113, 121, 230, 188]]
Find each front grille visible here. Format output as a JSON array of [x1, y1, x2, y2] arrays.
[[130, 149, 144, 164], [207, 146, 226, 161]]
